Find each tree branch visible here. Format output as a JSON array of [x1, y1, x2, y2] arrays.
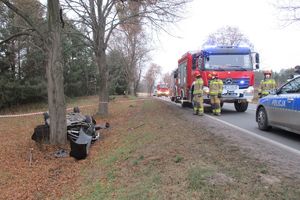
[[0, 29, 34, 45], [0, 0, 44, 40]]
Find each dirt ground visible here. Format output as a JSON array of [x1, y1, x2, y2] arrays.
[[0, 96, 300, 199]]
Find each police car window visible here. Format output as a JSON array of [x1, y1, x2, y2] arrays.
[[281, 84, 292, 94], [293, 77, 300, 93], [281, 77, 300, 94]]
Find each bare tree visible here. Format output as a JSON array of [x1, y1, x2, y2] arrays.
[[110, 29, 150, 96], [144, 63, 161, 95], [62, 0, 190, 116], [134, 49, 150, 95], [203, 26, 253, 48], [116, 1, 145, 96], [162, 72, 172, 88], [1, 0, 67, 145], [275, 0, 300, 25]]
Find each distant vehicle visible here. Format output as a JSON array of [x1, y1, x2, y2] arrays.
[[156, 83, 170, 97], [256, 76, 300, 134], [171, 46, 260, 112], [153, 89, 157, 96]]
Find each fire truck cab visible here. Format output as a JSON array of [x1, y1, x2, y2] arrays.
[[156, 83, 170, 97], [173, 46, 260, 112]]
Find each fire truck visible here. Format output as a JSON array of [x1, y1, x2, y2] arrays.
[[156, 83, 170, 97], [172, 46, 260, 112]]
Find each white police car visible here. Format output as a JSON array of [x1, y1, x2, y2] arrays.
[[256, 76, 300, 134]]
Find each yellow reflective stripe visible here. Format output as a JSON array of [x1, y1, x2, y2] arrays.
[[209, 79, 223, 94], [211, 81, 223, 85], [194, 90, 203, 93], [194, 79, 203, 95], [196, 79, 203, 84], [215, 108, 221, 113]]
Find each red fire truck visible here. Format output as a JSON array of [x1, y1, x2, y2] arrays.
[[156, 83, 170, 97], [171, 46, 260, 112]]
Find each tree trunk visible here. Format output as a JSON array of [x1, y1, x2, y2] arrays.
[[134, 68, 142, 96], [96, 49, 109, 116], [46, 0, 66, 145], [129, 81, 134, 95]]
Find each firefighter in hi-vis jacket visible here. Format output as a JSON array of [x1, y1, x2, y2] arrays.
[[209, 72, 223, 116], [192, 70, 204, 116], [258, 70, 276, 98]]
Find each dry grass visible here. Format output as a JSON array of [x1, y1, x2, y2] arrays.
[[1, 96, 299, 199], [0, 96, 134, 199], [72, 99, 300, 200]]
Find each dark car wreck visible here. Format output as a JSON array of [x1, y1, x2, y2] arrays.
[[32, 107, 109, 160]]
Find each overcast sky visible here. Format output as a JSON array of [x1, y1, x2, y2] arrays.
[[151, 0, 300, 74]]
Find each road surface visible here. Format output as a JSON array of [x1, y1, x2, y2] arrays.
[[159, 96, 300, 153], [217, 103, 300, 151]]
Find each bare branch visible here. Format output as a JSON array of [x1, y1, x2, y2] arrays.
[[64, 0, 93, 29], [0, 29, 34, 45], [0, 0, 44, 39], [274, 0, 300, 26], [63, 30, 93, 47], [103, 0, 115, 18]]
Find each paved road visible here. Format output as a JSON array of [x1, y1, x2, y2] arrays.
[[217, 103, 300, 151], [159, 97, 300, 152]]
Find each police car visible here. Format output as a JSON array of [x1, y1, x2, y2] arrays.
[[256, 76, 300, 134]]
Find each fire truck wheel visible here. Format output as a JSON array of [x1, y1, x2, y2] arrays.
[[234, 101, 248, 112]]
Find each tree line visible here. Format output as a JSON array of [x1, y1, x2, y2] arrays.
[[0, 0, 189, 144], [0, 0, 150, 108], [0, 0, 298, 145]]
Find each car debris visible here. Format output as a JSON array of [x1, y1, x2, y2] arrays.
[[31, 107, 110, 160]]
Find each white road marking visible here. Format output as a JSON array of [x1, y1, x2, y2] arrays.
[[153, 97, 300, 155], [205, 114, 300, 156]]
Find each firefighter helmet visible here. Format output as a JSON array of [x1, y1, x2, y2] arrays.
[[263, 70, 272, 75], [193, 70, 201, 78], [210, 71, 218, 79]]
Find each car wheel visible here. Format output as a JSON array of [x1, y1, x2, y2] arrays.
[[257, 107, 271, 130], [234, 101, 248, 112]]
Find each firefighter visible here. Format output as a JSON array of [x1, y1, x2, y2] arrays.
[[258, 70, 276, 98], [209, 72, 223, 116], [192, 70, 204, 116]]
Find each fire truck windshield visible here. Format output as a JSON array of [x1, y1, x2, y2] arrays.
[[204, 54, 252, 71]]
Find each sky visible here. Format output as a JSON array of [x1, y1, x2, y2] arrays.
[[151, 0, 300, 74]]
